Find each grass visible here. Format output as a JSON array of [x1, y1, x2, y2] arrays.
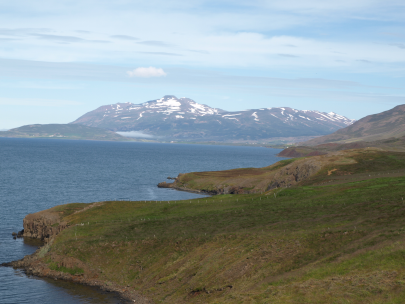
[[48, 181, 405, 302], [172, 149, 405, 195], [38, 149, 405, 303], [47, 261, 84, 275]]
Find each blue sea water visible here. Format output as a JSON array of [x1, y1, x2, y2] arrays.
[[0, 138, 285, 303]]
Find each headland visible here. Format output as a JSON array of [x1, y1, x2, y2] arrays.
[[3, 148, 405, 303]]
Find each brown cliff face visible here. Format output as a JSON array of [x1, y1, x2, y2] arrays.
[[23, 210, 67, 242], [22, 202, 103, 242], [157, 181, 173, 188], [265, 158, 322, 190]]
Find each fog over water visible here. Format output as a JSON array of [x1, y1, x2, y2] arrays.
[[0, 138, 285, 303], [116, 131, 155, 138]]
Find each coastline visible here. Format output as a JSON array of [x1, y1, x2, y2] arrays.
[[1, 252, 150, 304], [4, 148, 405, 303], [0, 149, 369, 304], [1, 203, 153, 304], [158, 182, 217, 195], [0, 139, 288, 304]]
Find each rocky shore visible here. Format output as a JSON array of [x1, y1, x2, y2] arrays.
[[157, 181, 215, 195], [1, 205, 152, 304]]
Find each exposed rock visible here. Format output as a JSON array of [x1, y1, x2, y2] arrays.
[[157, 181, 174, 188], [1, 204, 152, 304], [23, 211, 67, 242], [266, 158, 322, 190]]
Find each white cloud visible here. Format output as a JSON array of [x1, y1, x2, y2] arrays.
[[116, 131, 155, 138], [0, 1, 404, 70], [127, 67, 167, 78]]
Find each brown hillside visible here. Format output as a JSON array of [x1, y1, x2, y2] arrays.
[[301, 104, 405, 146]]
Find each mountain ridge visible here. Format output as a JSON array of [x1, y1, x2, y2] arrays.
[[71, 95, 355, 142], [277, 104, 405, 157], [300, 104, 405, 146]]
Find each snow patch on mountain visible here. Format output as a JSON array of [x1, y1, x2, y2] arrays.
[[71, 95, 355, 140]]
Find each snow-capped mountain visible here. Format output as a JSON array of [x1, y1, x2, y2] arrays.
[[71, 95, 355, 141]]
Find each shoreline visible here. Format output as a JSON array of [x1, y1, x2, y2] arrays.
[[0, 136, 291, 148], [1, 202, 154, 304], [1, 242, 152, 304]]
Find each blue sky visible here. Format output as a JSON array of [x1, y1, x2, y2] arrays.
[[1, 0, 405, 129]]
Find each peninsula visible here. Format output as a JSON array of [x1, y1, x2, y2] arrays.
[[0, 124, 130, 141], [4, 147, 405, 303]]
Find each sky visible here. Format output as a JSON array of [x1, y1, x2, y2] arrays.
[[1, 0, 405, 129]]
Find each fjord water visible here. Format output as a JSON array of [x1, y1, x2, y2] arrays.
[[0, 138, 284, 303]]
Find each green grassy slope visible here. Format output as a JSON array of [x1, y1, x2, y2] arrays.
[[38, 150, 405, 303], [0, 124, 129, 141], [164, 148, 405, 195]]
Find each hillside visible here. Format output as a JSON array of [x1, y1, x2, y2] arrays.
[[301, 104, 405, 146], [71, 95, 354, 142], [278, 136, 405, 158], [158, 147, 404, 194], [5, 148, 405, 303], [0, 124, 128, 141]]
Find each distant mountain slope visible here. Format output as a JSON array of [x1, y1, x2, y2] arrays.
[[301, 104, 405, 146], [71, 95, 354, 141], [0, 124, 128, 141]]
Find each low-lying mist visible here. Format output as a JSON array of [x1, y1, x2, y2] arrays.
[[116, 131, 155, 139]]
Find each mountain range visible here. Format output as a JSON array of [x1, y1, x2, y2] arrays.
[[71, 95, 355, 142]]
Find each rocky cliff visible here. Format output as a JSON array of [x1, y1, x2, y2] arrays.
[[264, 158, 322, 190], [2, 202, 152, 303], [23, 209, 68, 242], [22, 202, 105, 241]]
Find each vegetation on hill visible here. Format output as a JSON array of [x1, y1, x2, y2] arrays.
[[160, 148, 405, 194], [0, 124, 129, 141], [301, 104, 405, 146], [8, 148, 405, 303], [278, 136, 405, 158]]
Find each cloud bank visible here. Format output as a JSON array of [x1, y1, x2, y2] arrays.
[[116, 131, 155, 138], [127, 67, 167, 78]]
